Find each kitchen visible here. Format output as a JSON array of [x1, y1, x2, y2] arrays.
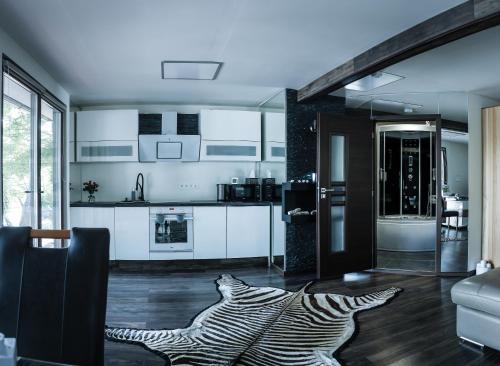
[[69, 92, 287, 265]]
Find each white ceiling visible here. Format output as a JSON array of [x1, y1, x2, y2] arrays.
[[342, 24, 500, 122], [0, 0, 464, 106]]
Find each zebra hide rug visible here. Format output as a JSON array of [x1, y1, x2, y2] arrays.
[[105, 274, 401, 366]]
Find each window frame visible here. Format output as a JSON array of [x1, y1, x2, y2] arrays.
[[1, 55, 67, 243]]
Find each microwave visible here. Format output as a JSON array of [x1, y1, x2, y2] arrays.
[[217, 184, 261, 202]]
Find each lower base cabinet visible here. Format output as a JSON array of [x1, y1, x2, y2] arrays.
[[70, 207, 116, 260], [69, 204, 273, 261], [272, 205, 285, 256], [227, 206, 270, 258], [193, 206, 227, 259], [114, 207, 150, 260]]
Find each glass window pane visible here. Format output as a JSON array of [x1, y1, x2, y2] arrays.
[[330, 204, 345, 253], [40, 100, 62, 247], [2, 74, 37, 227], [330, 135, 345, 182]]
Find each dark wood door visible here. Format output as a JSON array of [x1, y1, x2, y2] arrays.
[[316, 113, 374, 278]]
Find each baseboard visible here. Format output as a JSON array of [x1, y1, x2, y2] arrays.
[[110, 257, 269, 273]]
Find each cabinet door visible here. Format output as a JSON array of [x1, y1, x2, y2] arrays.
[[272, 205, 285, 256], [264, 112, 285, 143], [227, 206, 270, 258], [193, 206, 226, 259], [76, 109, 138, 142], [69, 112, 76, 142], [77, 140, 138, 162], [200, 140, 261, 161], [115, 207, 149, 260], [69, 141, 75, 163], [70, 207, 116, 260], [69, 112, 76, 162], [264, 141, 286, 162], [200, 110, 261, 141]]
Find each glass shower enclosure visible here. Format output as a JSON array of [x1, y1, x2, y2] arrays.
[[376, 122, 438, 271]]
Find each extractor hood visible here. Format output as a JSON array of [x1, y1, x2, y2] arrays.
[[139, 112, 201, 162]]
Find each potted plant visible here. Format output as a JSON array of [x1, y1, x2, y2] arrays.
[[83, 180, 99, 203]]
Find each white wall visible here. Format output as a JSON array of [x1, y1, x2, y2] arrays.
[[72, 161, 285, 202], [442, 140, 468, 196], [0, 25, 70, 226], [467, 93, 499, 271]]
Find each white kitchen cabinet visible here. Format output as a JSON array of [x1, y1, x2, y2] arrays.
[[200, 140, 261, 161], [76, 140, 138, 162], [70, 207, 116, 260], [272, 205, 285, 257], [227, 206, 270, 258], [200, 109, 261, 161], [193, 206, 227, 259], [200, 109, 261, 141], [114, 207, 149, 260], [263, 112, 286, 162], [69, 112, 76, 163], [76, 109, 138, 142], [263, 112, 285, 143], [76, 109, 139, 162]]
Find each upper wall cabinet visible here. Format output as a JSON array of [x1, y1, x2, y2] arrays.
[[263, 112, 286, 162], [200, 109, 261, 161], [76, 109, 139, 162], [69, 112, 76, 163]]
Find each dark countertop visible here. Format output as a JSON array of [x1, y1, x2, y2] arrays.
[[70, 200, 281, 207]]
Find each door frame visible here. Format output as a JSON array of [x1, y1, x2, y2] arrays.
[[371, 114, 442, 274]]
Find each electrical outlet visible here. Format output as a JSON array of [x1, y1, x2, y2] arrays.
[[178, 183, 199, 190]]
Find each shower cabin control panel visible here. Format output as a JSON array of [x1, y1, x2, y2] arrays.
[[402, 139, 419, 214]]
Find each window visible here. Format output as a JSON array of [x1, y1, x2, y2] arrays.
[[1, 58, 66, 247]]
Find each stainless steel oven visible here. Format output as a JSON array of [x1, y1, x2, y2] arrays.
[[149, 207, 193, 252]]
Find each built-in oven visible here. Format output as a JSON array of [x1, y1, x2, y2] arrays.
[[149, 207, 193, 252]]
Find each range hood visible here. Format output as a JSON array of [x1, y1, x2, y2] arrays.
[[139, 112, 201, 162]]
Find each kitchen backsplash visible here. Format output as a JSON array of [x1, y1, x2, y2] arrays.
[[70, 161, 285, 202]]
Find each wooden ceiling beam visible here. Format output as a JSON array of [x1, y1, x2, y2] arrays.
[[298, 0, 500, 102]]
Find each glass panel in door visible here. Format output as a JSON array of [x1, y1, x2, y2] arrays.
[[40, 100, 62, 247], [2, 73, 37, 227], [329, 134, 346, 253]]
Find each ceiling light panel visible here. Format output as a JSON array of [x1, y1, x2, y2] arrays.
[[345, 72, 404, 91], [161, 61, 223, 80]]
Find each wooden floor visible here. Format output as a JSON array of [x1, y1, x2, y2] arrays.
[[105, 266, 500, 366]]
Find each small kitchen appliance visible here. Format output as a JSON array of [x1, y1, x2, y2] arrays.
[[216, 183, 261, 202]]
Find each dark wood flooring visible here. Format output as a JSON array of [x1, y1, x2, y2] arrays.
[[105, 266, 500, 366]]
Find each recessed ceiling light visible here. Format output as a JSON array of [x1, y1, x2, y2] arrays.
[[345, 72, 404, 91], [161, 61, 223, 80]]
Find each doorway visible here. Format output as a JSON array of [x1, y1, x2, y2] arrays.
[[375, 121, 439, 272]]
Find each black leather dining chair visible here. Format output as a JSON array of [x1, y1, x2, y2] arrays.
[[0, 227, 109, 366]]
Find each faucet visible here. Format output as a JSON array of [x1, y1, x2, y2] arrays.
[[135, 173, 144, 201]]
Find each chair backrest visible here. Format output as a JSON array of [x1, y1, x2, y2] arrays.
[[0, 227, 110, 366]]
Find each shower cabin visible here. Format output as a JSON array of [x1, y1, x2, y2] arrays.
[[376, 122, 438, 269]]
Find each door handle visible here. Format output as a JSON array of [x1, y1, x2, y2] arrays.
[[320, 187, 336, 193]]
